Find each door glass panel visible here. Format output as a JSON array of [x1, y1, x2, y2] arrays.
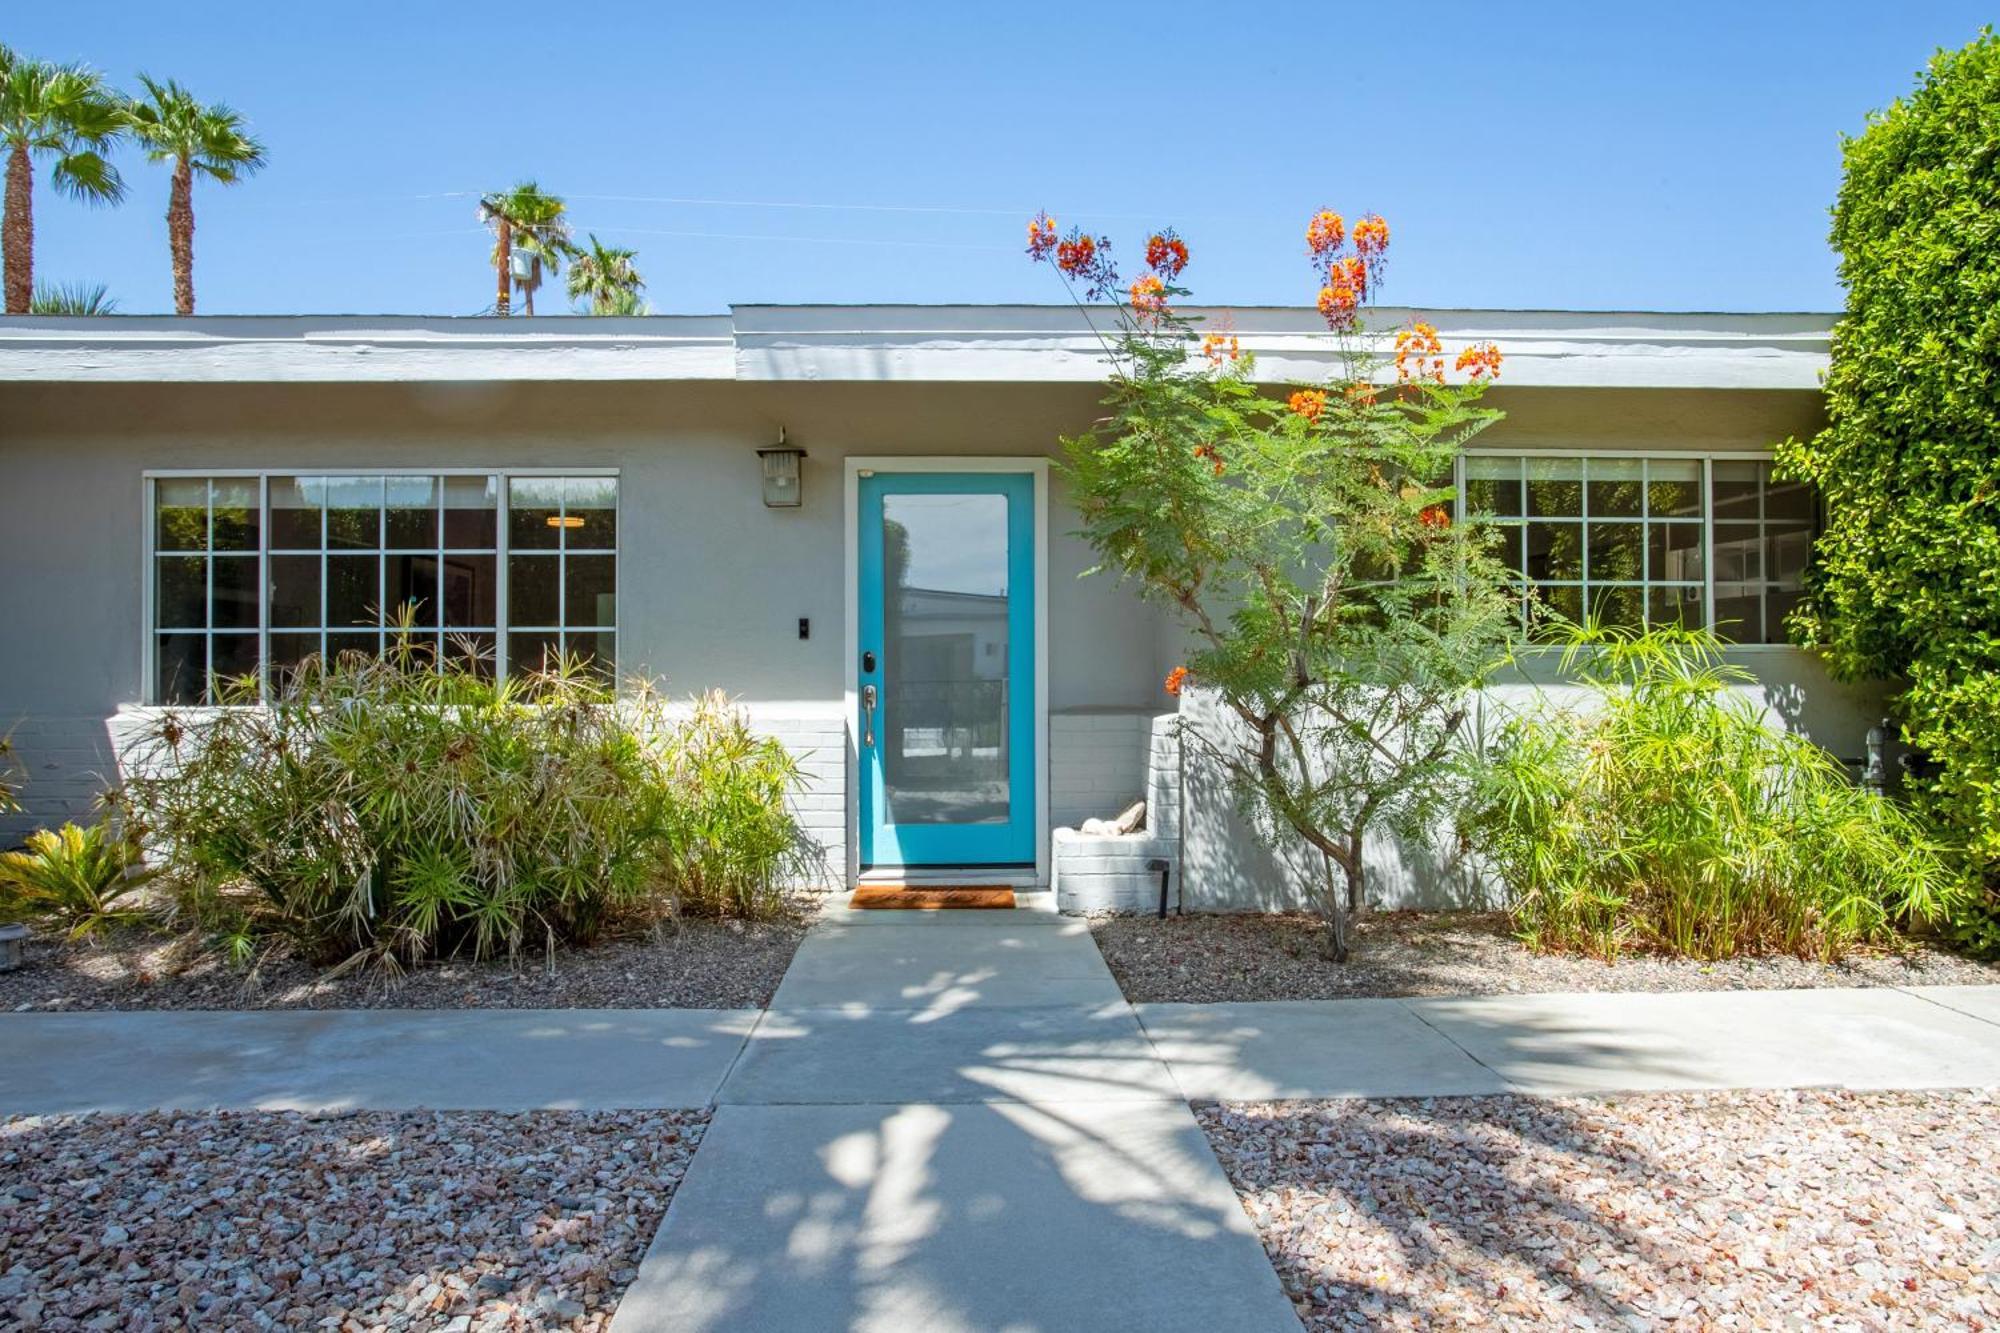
[[881, 492, 1010, 825]]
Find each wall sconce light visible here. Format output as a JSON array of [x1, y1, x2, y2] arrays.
[[757, 430, 806, 508]]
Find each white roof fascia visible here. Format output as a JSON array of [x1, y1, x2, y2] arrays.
[[732, 305, 1832, 390], [0, 314, 736, 382], [0, 306, 1831, 390]]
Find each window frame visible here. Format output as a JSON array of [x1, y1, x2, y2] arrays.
[[1453, 449, 1803, 649], [140, 467, 622, 703]]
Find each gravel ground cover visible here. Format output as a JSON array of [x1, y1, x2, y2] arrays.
[[1091, 910, 2000, 1003], [0, 918, 806, 1012], [0, 1108, 705, 1332], [1199, 1088, 2000, 1331]]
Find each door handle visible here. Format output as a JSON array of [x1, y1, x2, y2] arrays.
[[861, 683, 877, 749]]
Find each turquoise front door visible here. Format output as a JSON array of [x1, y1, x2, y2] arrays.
[[858, 472, 1035, 868]]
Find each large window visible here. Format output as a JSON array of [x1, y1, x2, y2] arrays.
[[149, 471, 617, 702], [1460, 454, 1811, 644]]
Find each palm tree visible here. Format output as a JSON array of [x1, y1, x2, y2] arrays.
[[30, 279, 117, 314], [567, 233, 646, 314], [478, 181, 574, 316], [0, 45, 126, 315], [124, 76, 267, 316]]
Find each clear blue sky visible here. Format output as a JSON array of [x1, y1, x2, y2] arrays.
[[7, 3, 1991, 316]]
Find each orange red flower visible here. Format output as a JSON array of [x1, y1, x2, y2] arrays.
[[1455, 340, 1504, 381], [1145, 230, 1189, 280], [1317, 280, 1361, 330], [1352, 214, 1389, 259], [1026, 211, 1058, 261], [1395, 321, 1445, 385], [1034, 222, 1119, 300], [1306, 210, 1346, 258], [1201, 332, 1241, 366], [1192, 442, 1225, 475], [1056, 232, 1097, 277], [1288, 389, 1328, 423], [1306, 209, 1389, 330], [1419, 504, 1451, 531], [1164, 665, 1192, 696], [1130, 274, 1168, 319]]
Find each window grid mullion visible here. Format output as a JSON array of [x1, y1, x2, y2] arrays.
[[203, 483, 216, 702], [1702, 458, 1716, 633], [496, 473, 510, 680], [557, 486, 569, 661], [257, 475, 270, 702]]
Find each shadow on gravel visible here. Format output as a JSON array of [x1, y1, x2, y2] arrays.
[[1197, 1092, 1696, 1328]]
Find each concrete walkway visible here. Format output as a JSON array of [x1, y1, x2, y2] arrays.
[[4, 915, 1999, 1331], [611, 908, 1301, 1332], [0, 1008, 760, 1115]]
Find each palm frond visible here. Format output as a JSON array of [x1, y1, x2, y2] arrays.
[[30, 280, 118, 314], [0, 54, 126, 201], [125, 73, 267, 179]]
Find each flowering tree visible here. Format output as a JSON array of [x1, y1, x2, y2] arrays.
[[1030, 210, 1517, 959]]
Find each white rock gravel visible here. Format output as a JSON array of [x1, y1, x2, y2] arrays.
[[1092, 910, 2000, 1004], [0, 1109, 705, 1331], [0, 919, 805, 1013], [1198, 1088, 2000, 1331]]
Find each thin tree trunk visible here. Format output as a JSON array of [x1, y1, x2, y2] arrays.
[[3, 143, 33, 315], [494, 219, 511, 316], [1319, 851, 1352, 962], [523, 257, 538, 317], [169, 157, 195, 316]]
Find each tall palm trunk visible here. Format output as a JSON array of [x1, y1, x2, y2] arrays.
[[168, 156, 196, 316], [3, 143, 33, 315], [523, 256, 539, 317], [494, 219, 511, 316]]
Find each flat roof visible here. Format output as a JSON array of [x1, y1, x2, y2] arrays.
[[0, 305, 1833, 390]]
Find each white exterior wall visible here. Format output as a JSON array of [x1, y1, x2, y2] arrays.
[[0, 363, 1888, 913]]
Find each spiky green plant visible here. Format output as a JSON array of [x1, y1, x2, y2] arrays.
[[0, 820, 154, 940], [120, 622, 809, 971], [1464, 623, 1967, 961], [29, 279, 117, 313], [660, 691, 817, 918]]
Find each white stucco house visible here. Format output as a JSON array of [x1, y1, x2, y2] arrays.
[[0, 305, 1879, 910]]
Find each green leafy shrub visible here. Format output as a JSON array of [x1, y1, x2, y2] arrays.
[[0, 820, 154, 940], [660, 691, 817, 919], [1773, 30, 2000, 954], [120, 635, 808, 970], [1464, 625, 1966, 961], [1027, 210, 1516, 960]]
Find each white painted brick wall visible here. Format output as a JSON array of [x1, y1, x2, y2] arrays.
[[754, 713, 846, 889], [1052, 709, 1182, 913], [0, 714, 142, 843], [1050, 710, 1154, 831]]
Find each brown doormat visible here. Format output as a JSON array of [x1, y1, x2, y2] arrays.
[[850, 885, 1016, 911]]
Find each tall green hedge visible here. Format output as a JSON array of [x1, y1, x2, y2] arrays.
[[1777, 29, 2000, 953]]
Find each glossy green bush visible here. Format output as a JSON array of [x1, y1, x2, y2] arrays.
[[120, 634, 809, 970], [1774, 29, 2000, 954], [1465, 626, 1966, 961]]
